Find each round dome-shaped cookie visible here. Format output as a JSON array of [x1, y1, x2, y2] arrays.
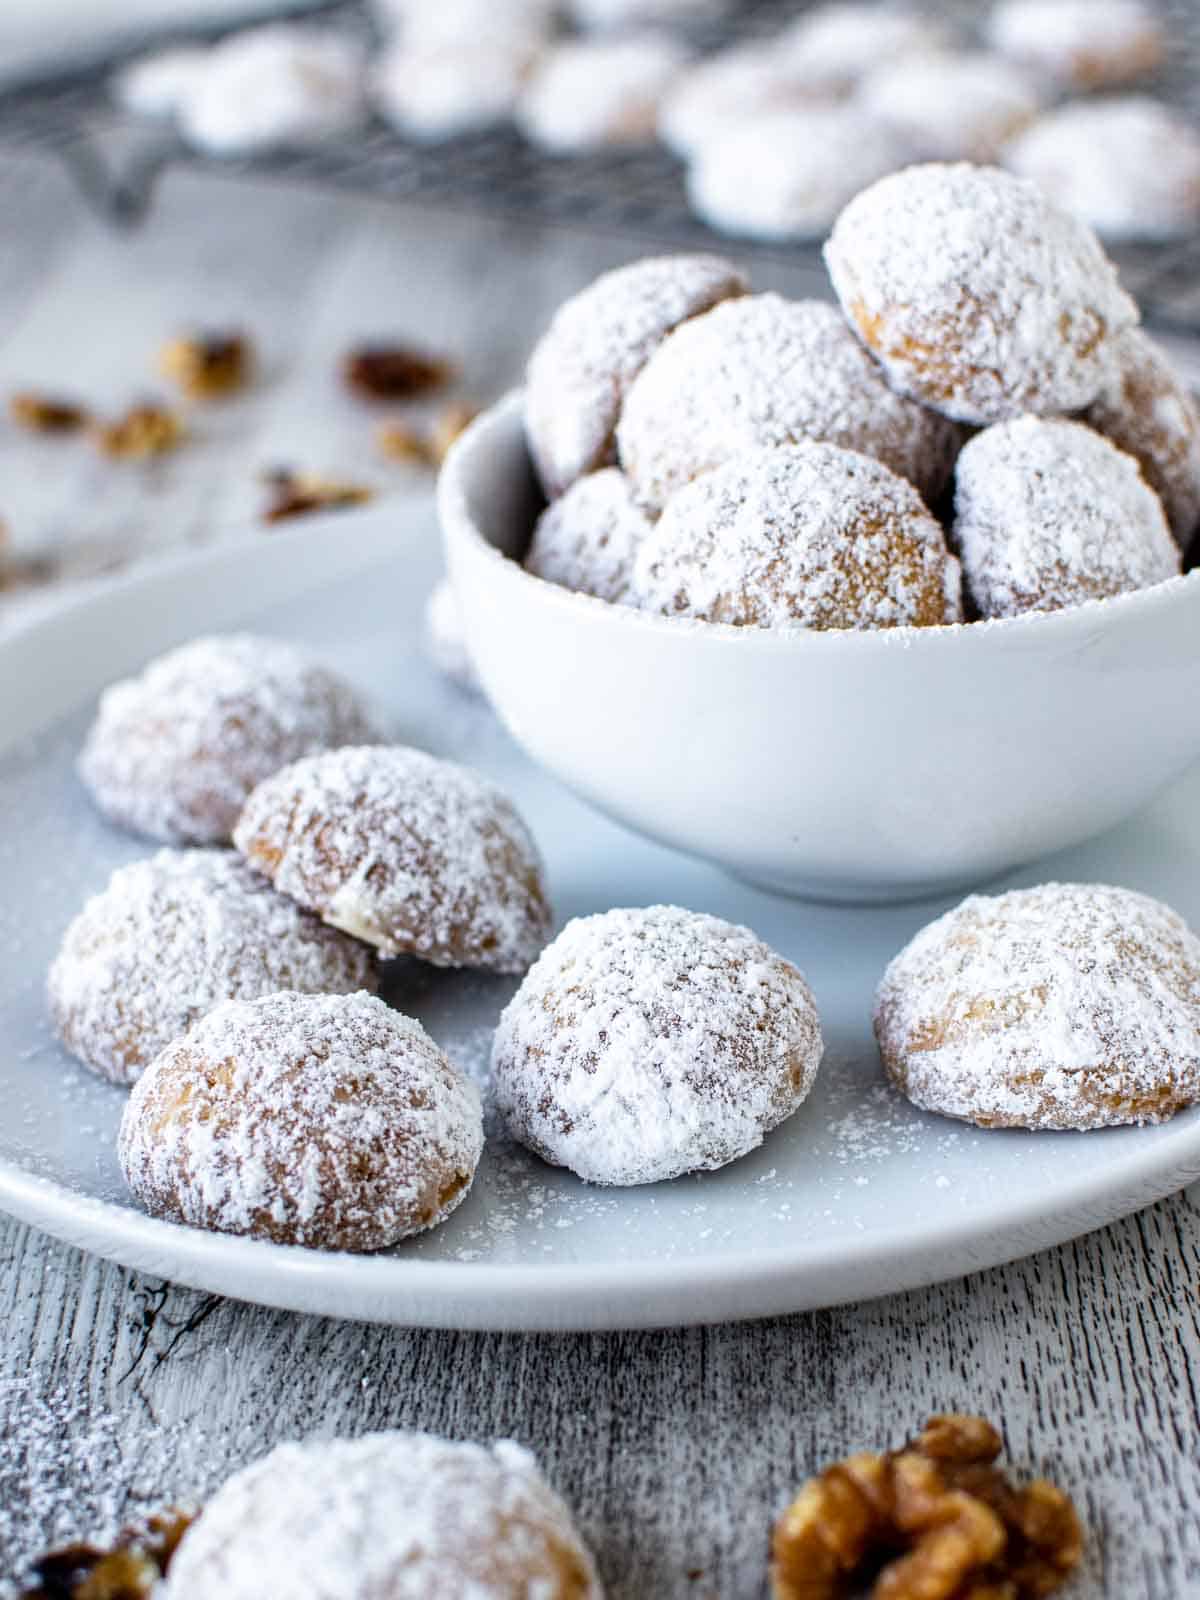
[[1083, 329, 1200, 549], [516, 33, 687, 153], [686, 106, 909, 244], [525, 467, 652, 603], [633, 442, 962, 630], [874, 883, 1200, 1130], [1002, 98, 1200, 243], [953, 415, 1180, 618], [986, 0, 1164, 91], [658, 45, 828, 158], [233, 745, 551, 972], [619, 296, 962, 515], [119, 990, 484, 1249], [47, 849, 377, 1086], [524, 253, 747, 499], [823, 162, 1139, 426], [165, 1432, 602, 1599], [857, 51, 1039, 163], [79, 634, 377, 846], [493, 905, 823, 1185], [781, 3, 954, 95], [372, 40, 535, 139]]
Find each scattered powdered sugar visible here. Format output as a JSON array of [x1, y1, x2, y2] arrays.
[[1084, 328, 1200, 546], [823, 162, 1139, 426], [46, 848, 377, 1087], [953, 415, 1180, 617], [632, 441, 962, 631], [119, 990, 484, 1251], [874, 883, 1200, 1131], [856, 51, 1040, 163], [516, 32, 689, 154], [986, 0, 1164, 90], [492, 905, 823, 1186], [234, 745, 552, 973], [617, 294, 961, 512], [525, 467, 652, 604], [686, 106, 910, 244], [1003, 97, 1200, 244], [78, 633, 378, 847], [424, 578, 482, 695], [163, 1432, 601, 1599], [780, 3, 953, 93], [524, 253, 747, 498]]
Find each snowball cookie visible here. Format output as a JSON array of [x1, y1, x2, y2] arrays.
[[1084, 329, 1200, 548], [824, 162, 1139, 426], [953, 416, 1180, 618], [177, 25, 365, 154], [659, 46, 833, 158], [857, 51, 1039, 163], [372, 40, 535, 139], [524, 253, 747, 499], [164, 1432, 603, 1598], [376, 0, 556, 52], [633, 442, 961, 631], [986, 0, 1164, 91], [119, 991, 483, 1249], [875, 883, 1200, 1130], [525, 468, 652, 603], [781, 3, 954, 95], [618, 296, 962, 514], [47, 850, 377, 1086], [493, 905, 823, 1185], [516, 33, 688, 153], [1002, 98, 1200, 243], [78, 634, 378, 846], [424, 578, 482, 693], [112, 46, 210, 118], [234, 745, 551, 972], [686, 106, 908, 244]]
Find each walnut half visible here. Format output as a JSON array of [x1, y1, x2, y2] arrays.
[[20, 1510, 193, 1600], [771, 1415, 1082, 1600]]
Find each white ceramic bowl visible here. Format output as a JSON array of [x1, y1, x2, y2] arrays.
[[439, 391, 1200, 903]]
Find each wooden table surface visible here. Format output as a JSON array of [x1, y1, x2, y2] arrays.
[[1, 146, 1199, 1600]]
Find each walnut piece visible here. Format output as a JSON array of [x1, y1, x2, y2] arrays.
[[771, 1414, 1082, 1600], [95, 404, 185, 459], [21, 1510, 192, 1600], [159, 331, 253, 399], [377, 403, 479, 468], [343, 343, 456, 401], [261, 468, 374, 523], [10, 392, 90, 433]]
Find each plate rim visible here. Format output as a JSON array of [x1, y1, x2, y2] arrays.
[[4, 513, 1200, 1330]]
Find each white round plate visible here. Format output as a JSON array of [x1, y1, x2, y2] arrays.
[[2, 503, 1200, 1331]]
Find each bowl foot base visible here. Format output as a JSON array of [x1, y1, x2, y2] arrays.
[[726, 867, 998, 907]]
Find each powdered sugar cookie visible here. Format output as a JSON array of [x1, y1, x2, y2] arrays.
[[857, 51, 1039, 163], [875, 883, 1200, 1130], [660, 46, 834, 157], [633, 441, 961, 631], [493, 905, 823, 1185], [516, 33, 688, 153], [112, 45, 210, 118], [987, 0, 1164, 91], [686, 105, 908, 242], [47, 850, 376, 1086], [1002, 97, 1200, 242], [164, 1432, 602, 1598], [781, 3, 954, 95], [177, 25, 364, 155], [1084, 329, 1200, 548], [953, 415, 1180, 617], [525, 468, 652, 603], [374, 0, 556, 50], [372, 40, 536, 139], [234, 745, 551, 972], [824, 162, 1139, 425], [425, 578, 481, 693], [524, 253, 747, 498], [119, 991, 483, 1249], [617, 295, 961, 514], [79, 634, 378, 846]]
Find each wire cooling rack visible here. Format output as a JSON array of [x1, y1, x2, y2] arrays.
[[2, 0, 1200, 333]]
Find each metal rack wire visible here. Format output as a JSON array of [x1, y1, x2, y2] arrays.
[[2, 0, 1200, 333]]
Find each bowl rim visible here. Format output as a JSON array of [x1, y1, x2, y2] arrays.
[[439, 388, 1200, 656]]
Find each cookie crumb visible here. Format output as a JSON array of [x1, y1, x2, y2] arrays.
[[95, 403, 185, 459], [159, 330, 253, 398], [343, 343, 456, 401], [261, 468, 373, 522], [10, 392, 90, 433], [21, 1509, 193, 1600]]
